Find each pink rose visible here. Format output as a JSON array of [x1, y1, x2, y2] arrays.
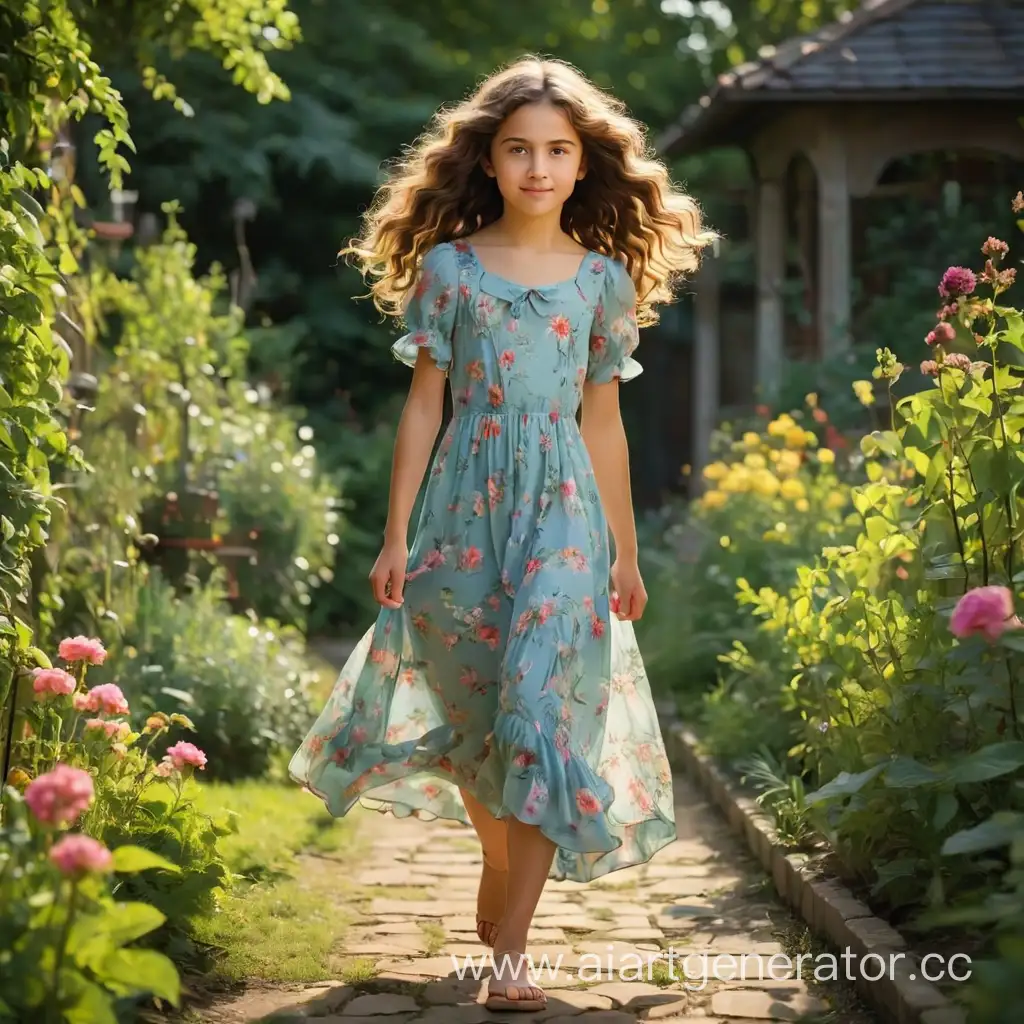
[[32, 668, 76, 699], [81, 683, 129, 715], [24, 764, 94, 826], [58, 636, 107, 665], [950, 585, 1022, 642], [49, 834, 113, 878], [576, 788, 601, 815], [164, 741, 207, 771]]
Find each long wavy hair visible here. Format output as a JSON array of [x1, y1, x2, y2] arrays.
[[343, 56, 716, 327]]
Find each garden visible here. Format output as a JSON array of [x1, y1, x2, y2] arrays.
[[636, 197, 1024, 1021], [3, 1, 1024, 1023]]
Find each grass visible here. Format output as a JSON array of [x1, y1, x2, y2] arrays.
[[188, 778, 367, 984], [419, 921, 446, 955]]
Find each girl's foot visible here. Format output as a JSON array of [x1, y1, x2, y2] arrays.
[[475, 860, 508, 947], [485, 951, 546, 1011]]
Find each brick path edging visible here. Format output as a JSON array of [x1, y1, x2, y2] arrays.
[[662, 720, 968, 1024]]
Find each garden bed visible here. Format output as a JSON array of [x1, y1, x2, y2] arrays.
[[663, 718, 968, 1024]]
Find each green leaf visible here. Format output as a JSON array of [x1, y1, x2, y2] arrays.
[[805, 763, 886, 804], [933, 791, 959, 831], [883, 757, 942, 788], [947, 742, 1024, 784], [95, 949, 180, 1005], [63, 979, 118, 1024], [96, 901, 166, 945], [941, 811, 1024, 855], [111, 845, 181, 875]]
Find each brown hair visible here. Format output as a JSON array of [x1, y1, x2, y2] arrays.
[[342, 55, 716, 327]]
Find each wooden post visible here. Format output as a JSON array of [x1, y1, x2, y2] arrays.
[[755, 175, 786, 400], [814, 134, 852, 356], [691, 245, 720, 492]]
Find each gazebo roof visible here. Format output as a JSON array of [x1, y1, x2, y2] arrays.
[[660, 0, 1024, 155]]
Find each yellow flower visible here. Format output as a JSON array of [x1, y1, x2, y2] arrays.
[[795, 498, 810, 512], [702, 461, 728, 481], [776, 450, 802, 476], [719, 535, 731, 548], [744, 453, 767, 470], [785, 426, 808, 449], [743, 431, 761, 449], [806, 392, 818, 409], [780, 478, 806, 501], [720, 467, 751, 493], [767, 414, 795, 437], [701, 489, 728, 509], [818, 447, 836, 465], [826, 491, 847, 510], [853, 380, 875, 407], [751, 469, 780, 497]]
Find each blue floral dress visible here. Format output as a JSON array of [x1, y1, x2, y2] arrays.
[[289, 240, 676, 881]]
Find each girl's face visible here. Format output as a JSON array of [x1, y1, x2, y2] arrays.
[[483, 100, 586, 219]]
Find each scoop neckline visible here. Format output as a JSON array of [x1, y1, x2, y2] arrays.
[[462, 240, 596, 292]]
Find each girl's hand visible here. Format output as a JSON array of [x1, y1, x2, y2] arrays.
[[610, 558, 647, 621], [370, 541, 408, 609]]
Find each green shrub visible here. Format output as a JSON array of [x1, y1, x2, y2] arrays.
[[635, 398, 860, 709], [110, 573, 321, 782]]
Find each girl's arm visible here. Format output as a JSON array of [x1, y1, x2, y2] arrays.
[[371, 352, 446, 608], [580, 380, 647, 620]]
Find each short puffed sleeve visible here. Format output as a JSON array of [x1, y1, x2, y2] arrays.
[[586, 257, 643, 384], [390, 243, 459, 373]]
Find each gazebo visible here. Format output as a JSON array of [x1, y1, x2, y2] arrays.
[[659, 0, 1024, 477]]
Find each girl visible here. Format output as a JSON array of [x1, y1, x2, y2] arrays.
[[290, 55, 714, 1012]]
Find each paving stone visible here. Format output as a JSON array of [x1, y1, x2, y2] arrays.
[[317, 1017, 416, 1024], [585, 981, 684, 1009], [643, 996, 696, 1019], [420, 979, 484, 1005], [369, 899, 454, 916], [602, 927, 665, 942], [407, 862, 480, 877], [537, 988, 615, 1014], [356, 870, 437, 886], [412, 1006, 494, 1023], [341, 940, 429, 957], [341, 992, 420, 1015], [375, 956, 462, 978], [540, 1014, 636, 1024], [710, 989, 829, 1020], [574, 941, 665, 975], [643, 876, 747, 898]]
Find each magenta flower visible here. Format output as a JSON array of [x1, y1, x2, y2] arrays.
[[950, 585, 1022, 642], [24, 764, 94, 826], [939, 266, 977, 299], [49, 834, 113, 878], [164, 741, 207, 771], [58, 636, 107, 666], [32, 668, 76, 699], [81, 683, 129, 715]]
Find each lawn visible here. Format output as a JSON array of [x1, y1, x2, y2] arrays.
[[188, 775, 368, 984]]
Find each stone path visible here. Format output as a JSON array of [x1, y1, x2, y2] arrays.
[[196, 773, 880, 1024]]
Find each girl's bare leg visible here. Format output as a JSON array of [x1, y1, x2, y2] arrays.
[[487, 817, 556, 1006], [460, 788, 508, 947]]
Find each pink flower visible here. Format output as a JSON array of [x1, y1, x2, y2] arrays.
[[32, 668, 76, 699], [85, 718, 121, 738], [58, 636, 107, 665], [939, 266, 976, 298], [982, 237, 1009, 260], [24, 764, 94, 826], [81, 683, 129, 715], [164, 741, 207, 771], [499, 349, 515, 369], [925, 321, 955, 346], [950, 585, 1022, 642], [49, 834, 113, 878], [575, 788, 601, 815], [153, 760, 175, 778], [72, 693, 90, 711]]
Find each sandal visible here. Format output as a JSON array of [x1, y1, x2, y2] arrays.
[[476, 917, 499, 947], [485, 953, 546, 1012]]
